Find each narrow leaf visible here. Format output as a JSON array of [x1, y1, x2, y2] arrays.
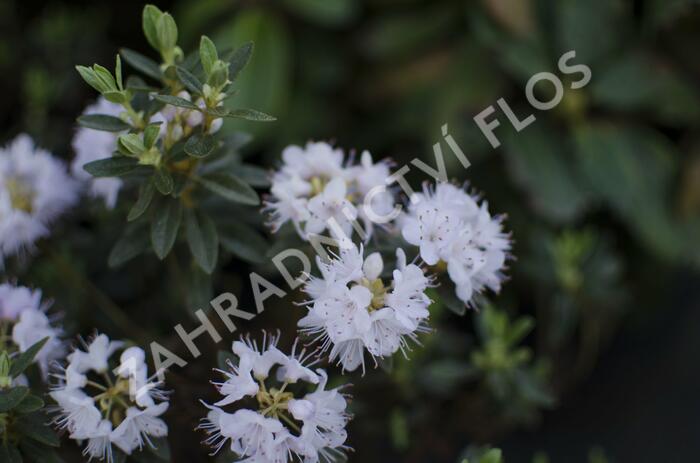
[[154, 94, 199, 110], [120, 48, 162, 80], [227, 108, 276, 121], [218, 221, 268, 263], [228, 41, 254, 82], [199, 35, 218, 76], [128, 181, 156, 221], [0, 387, 29, 412], [84, 157, 139, 177], [195, 174, 260, 205], [14, 394, 44, 414], [109, 222, 150, 268], [151, 199, 183, 259], [78, 114, 129, 132], [14, 413, 61, 446], [185, 211, 219, 274], [10, 337, 48, 378], [175, 66, 203, 94], [142, 5, 164, 51]]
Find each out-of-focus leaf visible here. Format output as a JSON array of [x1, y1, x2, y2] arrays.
[[20, 439, 65, 463], [555, 0, 625, 66], [151, 198, 183, 259], [573, 124, 682, 259], [195, 174, 260, 205], [503, 125, 591, 223], [187, 265, 213, 314], [109, 221, 150, 268], [235, 164, 270, 187], [120, 48, 162, 80], [283, 0, 358, 26], [0, 445, 21, 463], [0, 386, 28, 412], [185, 210, 219, 274], [128, 180, 156, 222], [215, 10, 291, 137], [14, 412, 61, 446], [218, 221, 268, 264], [77, 114, 130, 132], [10, 337, 48, 378]]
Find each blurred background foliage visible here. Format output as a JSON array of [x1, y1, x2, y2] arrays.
[[1, 0, 700, 461]]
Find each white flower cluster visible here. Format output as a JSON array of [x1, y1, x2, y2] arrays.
[[265, 142, 395, 240], [299, 245, 431, 373], [50, 334, 168, 462], [200, 333, 351, 463], [0, 135, 78, 263], [72, 98, 124, 209], [0, 283, 65, 379], [400, 183, 511, 305]]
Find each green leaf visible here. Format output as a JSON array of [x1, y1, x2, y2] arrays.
[[153, 169, 174, 195], [236, 164, 270, 187], [109, 222, 150, 268], [147, 436, 172, 461], [227, 41, 254, 82], [184, 133, 216, 158], [20, 439, 65, 463], [151, 198, 183, 259], [195, 174, 260, 205], [187, 265, 213, 313], [14, 412, 61, 447], [199, 35, 219, 76], [0, 387, 29, 412], [185, 211, 219, 274], [83, 157, 139, 177], [143, 124, 161, 149], [129, 181, 156, 221], [118, 133, 146, 155], [0, 445, 21, 463], [10, 337, 48, 378], [218, 221, 268, 264], [92, 64, 118, 92], [102, 90, 128, 104], [282, 0, 358, 26], [176, 66, 203, 94], [78, 114, 129, 132], [503, 125, 590, 222], [436, 278, 467, 316], [76, 65, 106, 93], [14, 394, 44, 414], [226, 108, 276, 121], [154, 94, 199, 110], [115, 54, 123, 90], [156, 13, 178, 51], [215, 11, 291, 136], [120, 48, 162, 81], [143, 4, 164, 51]]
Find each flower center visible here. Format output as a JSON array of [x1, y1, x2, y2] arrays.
[[359, 277, 388, 311], [94, 377, 132, 427], [309, 176, 328, 196], [7, 178, 35, 213], [255, 379, 302, 433]]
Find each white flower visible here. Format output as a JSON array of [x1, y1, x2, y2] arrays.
[[199, 333, 351, 463], [0, 283, 64, 379], [299, 244, 432, 373], [72, 97, 124, 208], [401, 182, 510, 306], [51, 334, 169, 462], [265, 142, 395, 241], [0, 134, 78, 261]]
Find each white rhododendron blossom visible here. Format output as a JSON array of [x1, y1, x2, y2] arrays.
[[72, 97, 125, 208], [0, 283, 65, 378], [199, 333, 351, 463], [0, 134, 78, 262], [401, 182, 511, 306], [265, 142, 395, 241], [299, 244, 432, 373], [50, 334, 168, 462]]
